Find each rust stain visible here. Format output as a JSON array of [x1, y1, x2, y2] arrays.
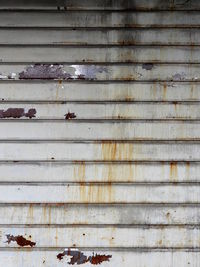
[[142, 63, 154, 70], [73, 162, 86, 182], [162, 83, 167, 100], [27, 204, 34, 224], [57, 249, 112, 265], [170, 162, 178, 182], [0, 108, 36, 119], [101, 142, 133, 161], [65, 112, 77, 120], [6, 234, 36, 247]]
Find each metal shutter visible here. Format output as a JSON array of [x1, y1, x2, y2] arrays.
[[0, 0, 199, 266]]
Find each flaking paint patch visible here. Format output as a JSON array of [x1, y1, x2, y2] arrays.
[[19, 64, 71, 80], [6, 234, 36, 247], [0, 108, 36, 119], [71, 65, 108, 80], [18, 64, 108, 80], [142, 63, 154, 70], [171, 72, 186, 81], [57, 248, 112, 265]]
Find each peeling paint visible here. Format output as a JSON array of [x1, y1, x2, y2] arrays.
[[19, 64, 70, 80], [57, 248, 112, 265], [142, 63, 154, 70], [172, 72, 186, 81], [18, 64, 108, 80], [0, 108, 36, 119], [6, 234, 36, 247], [65, 112, 77, 120], [71, 65, 108, 80]]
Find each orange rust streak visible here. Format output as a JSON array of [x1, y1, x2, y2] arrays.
[[170, 162, 178, 182]]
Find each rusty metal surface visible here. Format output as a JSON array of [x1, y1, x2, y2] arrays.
[[0, 1, 200, 266]]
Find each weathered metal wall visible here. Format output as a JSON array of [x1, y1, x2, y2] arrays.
[[0, 0, 199, 266]]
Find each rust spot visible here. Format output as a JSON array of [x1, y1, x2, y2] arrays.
[[19, 64, 71, 80], [89, 254, 112, 265], [65, 112, 76, 120], [57, 249, 112, 265], [6, 234, 36, 247], [0, 108, 36, 119], [142, 63, 154, 70]]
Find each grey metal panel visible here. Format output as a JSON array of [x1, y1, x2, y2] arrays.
[[1, 0, 200, 11], [1, 63, 200, 81], [2, 11, 200, 28], [0, 28, 200, 45], [2, 46, 200, 63]]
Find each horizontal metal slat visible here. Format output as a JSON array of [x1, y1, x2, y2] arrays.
[[0, 204, 200, 224], [2, 46, 200, 63], [0, 251, 199, 267], [0, 121, 198, 140], [1, 11, 200, 28], [0, 102, 198, 120], [1, 0, 200, 11], [0, 29, 199, 45], [1, 226, 200, 247], [0, 142, 200, 161], [0, 82, 198, 102], [0, 161, 197, 183], [0, 184, 199, 203], [0, 64, 200, 81]]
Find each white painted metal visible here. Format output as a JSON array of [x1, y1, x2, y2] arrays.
[[0, 162, 197, 183], [0, 1, 199, 266], [0, 184, 199, 203], [0, 121, 198, 140], [2, 226, 200, 247]]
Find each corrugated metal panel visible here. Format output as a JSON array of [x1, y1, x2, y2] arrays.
[[0, 0, 199, 266]]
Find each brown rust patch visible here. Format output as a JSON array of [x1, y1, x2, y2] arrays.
[[57, 248, 112, 265], [0, 108, 36, 119], [65, 112, 77, 120], [89, 254, 112, 265], [6, 234, 36, 247]]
